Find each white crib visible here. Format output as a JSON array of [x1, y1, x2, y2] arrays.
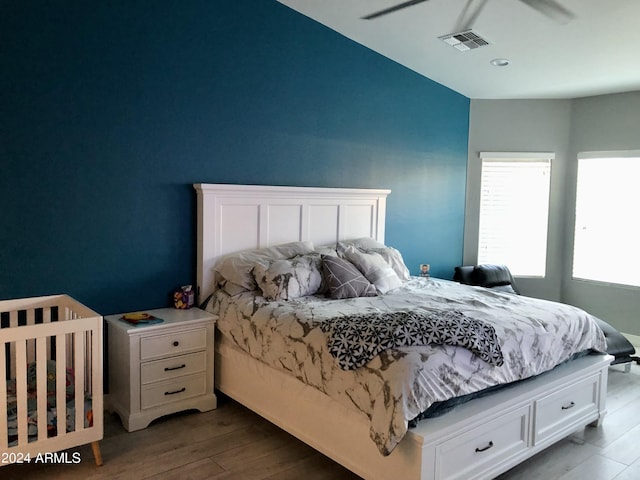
[[0, 295, 103, 466]]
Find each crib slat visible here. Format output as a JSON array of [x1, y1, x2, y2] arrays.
[[56, 334, 67, 437], [0, 345, 7, 450], [43, 307, 52, 361], [8, 311, 18, 379], [86, 330, 93, 397], [36, 337, 48, 441], [43, 306, 52, 324], [66, 330, 74, 372], [74, 332, 84, 432], [8, 311, 19, 328], [15, 340, 28, 446], [91, 325, 104, 434], [26, 309, 36, 363]]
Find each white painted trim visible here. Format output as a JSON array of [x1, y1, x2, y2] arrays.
[[193, 183, 390, 304], [479, 151, 555, 160], [578, 150, 640, 159], [194, 183, 391, 198]]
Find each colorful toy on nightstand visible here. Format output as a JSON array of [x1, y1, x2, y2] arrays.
[[173, 285, 195, 309]]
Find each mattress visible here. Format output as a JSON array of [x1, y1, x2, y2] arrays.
[[209, 277, 607, 455]]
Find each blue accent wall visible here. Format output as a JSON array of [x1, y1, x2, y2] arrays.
[[0, 1, 469, 314]]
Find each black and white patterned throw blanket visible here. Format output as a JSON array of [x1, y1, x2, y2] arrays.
[[319, 310, 504, 370]]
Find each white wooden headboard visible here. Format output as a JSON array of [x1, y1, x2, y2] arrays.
[[193, 184, 391, 303]]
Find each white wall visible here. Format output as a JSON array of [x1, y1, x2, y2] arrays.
[[562, 91, 640, 335], [466, 99, 572, 301], [466, 91, 640, 335]]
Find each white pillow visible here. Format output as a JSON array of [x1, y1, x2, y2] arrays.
[[337, 241, 411, 282], [253, 255, 323, 301], [213, 241, 315, 295], [341, 246, 402, 294], [366, 246, 410, 281], [337, 237, 386, 252], [313, 244, 339, 257]]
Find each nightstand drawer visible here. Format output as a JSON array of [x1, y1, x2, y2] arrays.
[[140, 327, 207, 360], [141, 372, 207, 410], [141, 351, 207, 384]]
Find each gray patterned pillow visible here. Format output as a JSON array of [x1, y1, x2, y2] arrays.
[[321, 255, 377, 299], [214, 241, 315, 295], [341, 246, 402, 294], [253, 255, 323, 301]]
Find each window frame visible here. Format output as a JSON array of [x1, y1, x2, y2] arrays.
[[571, 150, 640, 289], [477, 151, 554, 278]]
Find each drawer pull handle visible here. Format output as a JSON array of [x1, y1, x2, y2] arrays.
[[172, 341, 180, 347], [475, 441, 494, 453], [164, 364, 186, 372], [562, 401, 576, 410], [165, 387, 186, 396]]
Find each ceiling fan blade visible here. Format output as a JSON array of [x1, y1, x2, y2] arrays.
[[518, 0, 575, 24], [362, 0, 431, 20], [454, 0, 490, 32]]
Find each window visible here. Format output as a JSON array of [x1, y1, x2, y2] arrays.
[[572, 151, 640, 287], [477, 152, 552, 277]]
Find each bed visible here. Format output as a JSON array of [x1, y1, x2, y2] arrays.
[[194, 183, 612, 480], [1, 295, 103, 467]]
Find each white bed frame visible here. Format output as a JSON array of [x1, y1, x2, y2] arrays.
[[194, 183, 612, 480]]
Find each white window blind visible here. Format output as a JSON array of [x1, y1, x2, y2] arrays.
[[478, 152, 552, 277], [572, 151, 640, 287]]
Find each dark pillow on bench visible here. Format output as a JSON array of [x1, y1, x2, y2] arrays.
[[471, 264, 512, 288], [453, 266, 474, 285], [454, 264, 520, 294]]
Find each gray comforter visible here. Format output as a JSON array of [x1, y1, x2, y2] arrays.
[[210, 277, 607, 455]]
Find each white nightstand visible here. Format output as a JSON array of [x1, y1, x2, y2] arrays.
[[105, 307, 217, 431]]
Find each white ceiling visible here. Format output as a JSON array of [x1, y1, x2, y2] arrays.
[[277, 0, 640, 99]]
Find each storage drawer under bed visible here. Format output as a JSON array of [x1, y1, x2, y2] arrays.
[[534, 373, 600, 444], [434, 404, 531, 480]]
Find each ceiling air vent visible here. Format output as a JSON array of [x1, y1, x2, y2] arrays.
[[438, 30, 490, 51]]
